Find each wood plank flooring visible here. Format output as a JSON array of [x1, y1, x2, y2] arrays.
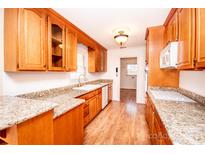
[[83, 89, 151, 145]]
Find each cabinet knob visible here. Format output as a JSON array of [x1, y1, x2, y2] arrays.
[[44, 64, 46, 68]]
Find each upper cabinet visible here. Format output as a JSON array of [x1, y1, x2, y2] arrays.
[[4, 8, 107, 72], [196, 8, 205, 68], [163, 8, 205, 70], [146, 36, 149, 64], [4, 8, 47, 71], [65, 28, 77, 72], [165, 11, 178, 45], [177, 8, 195, 70], [48, 16, 66, 71], [88, 46, 107, 72]]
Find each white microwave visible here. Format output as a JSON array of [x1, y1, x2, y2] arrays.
[[160, 42, 178, 69]]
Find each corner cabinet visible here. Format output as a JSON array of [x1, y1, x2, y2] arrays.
[[196, 8, 205, 68], [4, 8, 47, 71], [48, 16, 66, 71], [177, 8, 195, 70]]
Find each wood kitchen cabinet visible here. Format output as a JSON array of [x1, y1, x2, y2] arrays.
[[196, 8, 205, 68], [100, 47, 107, 72], [88, 46, 107, 72], [53, 104, 84, 145], [4, 8, 47, 71], [96, 91, 102, 114], [146, 37, 149, 64], [108, 84, 113, 103], [4, 8, 107, 72], [177, 8, 195, 69], [88, 96, 97, 121], [165, 10, 178, 45], [77, 88, 102, 127], [48, 16, 66, 71], [0, 111, 54, 145], [65, 28, 77, 71], [145, 94, 172, 145]]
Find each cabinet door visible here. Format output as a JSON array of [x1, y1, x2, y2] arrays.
[[146, 37, 149, 64], [66, 29, 77, 71], [95, 47, 101, 72], [170, 12, 178, 42], [108, 85, 113, 103], [103, 50, 107, 72], [177, 8, 195, 69], [18, 9, 46, 70], [48, 16, 66, 71], [88, 97, 97, 120], [96, 93, 102, 114], [196, 8, 205, 68]]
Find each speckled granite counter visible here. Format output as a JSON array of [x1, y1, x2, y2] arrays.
[[148, 87, 205, 144], [0, 79, 113, 131], [18, 79, 113, 119], [0, 96, 57, 131]]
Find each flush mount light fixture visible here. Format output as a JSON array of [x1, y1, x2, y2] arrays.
[[113, 28, 130, 47], [114, 31, 128, 46]]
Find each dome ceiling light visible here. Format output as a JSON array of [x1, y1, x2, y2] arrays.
[[113, 28, 130, 48]]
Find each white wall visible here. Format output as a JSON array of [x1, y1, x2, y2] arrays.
[[102, 46, 146, 103], [120, 58, 137, 90], [179, 70, 205, 97], [0, 9, 104, 96]]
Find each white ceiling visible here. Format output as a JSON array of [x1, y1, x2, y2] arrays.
[[54, 8, 171, 49]]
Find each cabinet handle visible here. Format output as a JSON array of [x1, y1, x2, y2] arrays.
[[44, 64, 47, 68]]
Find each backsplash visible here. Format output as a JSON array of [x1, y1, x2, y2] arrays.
[[17, 79, 113, 99], [179, 70, 205, 97]]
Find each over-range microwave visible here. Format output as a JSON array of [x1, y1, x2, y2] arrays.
[[160, 42, 178, 69]]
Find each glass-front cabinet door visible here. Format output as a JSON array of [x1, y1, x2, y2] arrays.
[[48, 16, 65, 71]]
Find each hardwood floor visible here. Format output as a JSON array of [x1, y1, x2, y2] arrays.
[[83, 89, 151, 145], [120, 89, 136, 103]]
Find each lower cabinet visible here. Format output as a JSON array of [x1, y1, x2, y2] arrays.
[[88, 96, 97, 121], [145, 94, 172, 145], [0, 110, 54, 145], [108, 84, 113, 103], [78, 88, 102, 127], [53, 104, 84, 145]]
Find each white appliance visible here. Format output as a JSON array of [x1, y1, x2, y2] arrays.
[[160, 42, 178, 69], [102, 85, 108, 109]]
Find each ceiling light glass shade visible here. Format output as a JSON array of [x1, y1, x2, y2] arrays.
[[114, 34, 128, 44]]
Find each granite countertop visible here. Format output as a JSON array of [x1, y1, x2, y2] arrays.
[[0, 96, 57, 131], [32, 82, 111, 119], [17, 79, 113, 119], [148, 87, 205, 144], [0, 79, 113, 131]]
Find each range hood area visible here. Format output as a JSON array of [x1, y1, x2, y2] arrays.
[[160, 42, 178, 69]]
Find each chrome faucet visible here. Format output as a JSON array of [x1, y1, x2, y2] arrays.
[[78, 74, 86, 86]]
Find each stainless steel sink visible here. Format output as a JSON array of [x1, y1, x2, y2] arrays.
[[73, 84, 102, 91]]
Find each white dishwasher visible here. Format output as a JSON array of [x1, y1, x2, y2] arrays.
[[102, 85, 108, 109]]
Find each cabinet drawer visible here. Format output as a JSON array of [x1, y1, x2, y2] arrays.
[[84, 115, 89, 127], [97, 88, 102, 94], [84, 106, 89, 117], [87, 91, 98, 99], [84, 101, 89, 108]]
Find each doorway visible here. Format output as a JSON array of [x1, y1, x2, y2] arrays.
[[120, 57, 137, 103]]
